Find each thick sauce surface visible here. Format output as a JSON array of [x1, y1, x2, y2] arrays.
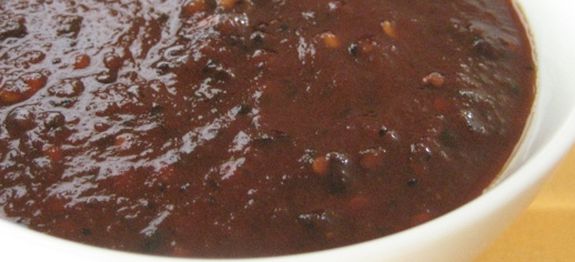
[[0, 0, 534, 258]]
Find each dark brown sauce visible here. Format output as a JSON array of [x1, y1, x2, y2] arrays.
[[0, 0, 534, 258]]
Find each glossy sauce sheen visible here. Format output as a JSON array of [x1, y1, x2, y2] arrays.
[[0, 0, 534, 258]]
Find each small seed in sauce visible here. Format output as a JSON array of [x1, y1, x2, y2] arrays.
[[312, 156, 329, 176], [422, 72, 446, 88], [359, 149, 385, 172], [381, 20, 398, 38], [321, 32, 341, 48]]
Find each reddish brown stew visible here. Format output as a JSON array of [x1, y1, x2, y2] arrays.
[[0, 0, 534, 258]]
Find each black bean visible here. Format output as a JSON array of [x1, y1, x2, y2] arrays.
[[324, 153, 355, 194], [407, 178, 418, 187], [81, 228, 92, 236], [237, 104, 252, 115], [250, 31, 265, 45], [150, 105, 164, 116], [439, 130, 457, 148], [378, 126, 389, 137], [472, 37, 497, 58], [297, 209, 339, 231], [155, 61, 171, 75], [348, 43, 359, 57], [253, 130, 289, 146]]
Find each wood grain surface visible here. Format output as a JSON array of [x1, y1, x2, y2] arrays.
[[478, 146, 575, 261]]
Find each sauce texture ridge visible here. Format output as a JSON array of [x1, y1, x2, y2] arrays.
[[0, 0, 535, 258]]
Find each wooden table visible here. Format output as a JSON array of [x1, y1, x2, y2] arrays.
[[478, 146, 575, 261]]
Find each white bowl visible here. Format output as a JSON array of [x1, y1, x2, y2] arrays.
[[1, 0, 574, 261]]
